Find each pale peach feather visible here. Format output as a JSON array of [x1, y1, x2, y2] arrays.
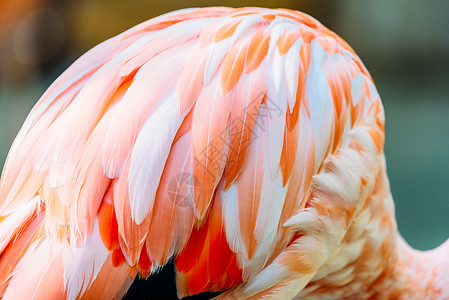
[[0, 6, 448, 300]]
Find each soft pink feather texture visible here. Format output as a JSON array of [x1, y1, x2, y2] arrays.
[[1, 7, 446, 300]]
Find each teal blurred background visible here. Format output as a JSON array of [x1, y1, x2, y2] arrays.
[[0, 0, 448, 250]]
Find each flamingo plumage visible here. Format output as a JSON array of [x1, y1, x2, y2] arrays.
[[0, 7, 448, 300]]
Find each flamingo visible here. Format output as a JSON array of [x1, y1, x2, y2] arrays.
[[0, 7, 447, 300]]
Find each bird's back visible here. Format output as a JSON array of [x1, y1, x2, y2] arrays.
[[0, 7, 388, 299]]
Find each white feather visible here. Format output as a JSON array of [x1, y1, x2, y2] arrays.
[[102, 42, 189, 179], [129, 93, 184, 224], [238, 167, 287, 279], [351, 73, 364, 106], [261, 23, 304, 178], [204, 39, 234, 85], [285, 40, 302, 113], [63, 220, 108, 300], [254, 166, 287, 251], [273, 46, 286, 92], [283, 209, 322, 233], [220, 183, 247, 258], [230, 15, 265, 44], [244, 262, 290, 295], [264, 56, 287, 178], [305, 40, 334, 171]]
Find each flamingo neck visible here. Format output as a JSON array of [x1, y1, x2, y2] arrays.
[[349, 164, 449, 300], [368, 165, 449, 299], [377, 235, 449, 299]]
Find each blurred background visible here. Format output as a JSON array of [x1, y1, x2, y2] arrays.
[[0, 0, 448, 252]]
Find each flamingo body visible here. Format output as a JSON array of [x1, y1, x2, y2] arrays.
[[0, 7, 448, 300]]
